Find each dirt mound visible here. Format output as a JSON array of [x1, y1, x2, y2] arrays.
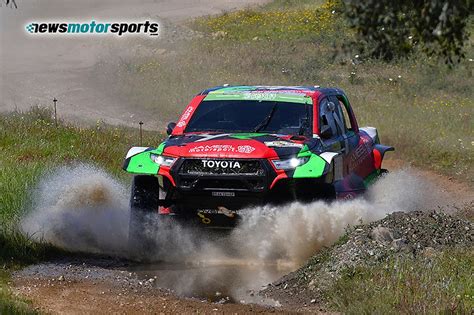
[[261, 206, 474, 308]]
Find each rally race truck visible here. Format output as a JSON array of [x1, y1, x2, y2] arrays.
[[124, 86, 393, 242]]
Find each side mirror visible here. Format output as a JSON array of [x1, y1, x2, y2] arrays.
[[166, 122, 176, 135], [320, 125, 333, 139], [327, 101, 336, 112]]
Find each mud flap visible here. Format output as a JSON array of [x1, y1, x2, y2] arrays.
[[373, 144, 394, 169]]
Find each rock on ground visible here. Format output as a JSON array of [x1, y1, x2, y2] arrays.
[[261, 206, 474, 308]]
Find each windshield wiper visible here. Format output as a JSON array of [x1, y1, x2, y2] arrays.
[[253, 102, 278, 132], [298, 106, 311, 136]]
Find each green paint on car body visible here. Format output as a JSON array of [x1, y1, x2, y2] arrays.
[[155, 141, 166, 154], [363, 169, 381, 187], [203, 92, 312, 104], [125, 142, 167, 174], [293, 152, 327, 178], [298, 144, 310, 154], [230, 133, 268, 139], [125, 150, 160, 174]]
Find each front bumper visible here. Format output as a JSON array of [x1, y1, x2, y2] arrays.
[[167, 158, 276, 209], [158, 157, 331, 211]]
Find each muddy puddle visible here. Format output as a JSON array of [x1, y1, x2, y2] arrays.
[[18, 164, 444, 307], [127, 260, 295, 305]]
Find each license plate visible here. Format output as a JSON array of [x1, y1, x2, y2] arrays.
[[211, 191, 235, 197]]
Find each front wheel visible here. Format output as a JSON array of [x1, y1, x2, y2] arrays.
[[128, 175, 160, 259]]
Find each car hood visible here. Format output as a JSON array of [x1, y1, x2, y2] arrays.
[[161, 133, 322, 159]]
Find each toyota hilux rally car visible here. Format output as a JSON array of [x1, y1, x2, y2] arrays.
[[124, 86, 393, 243]]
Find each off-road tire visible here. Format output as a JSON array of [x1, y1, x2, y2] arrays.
[[128, 175, 160, 259]]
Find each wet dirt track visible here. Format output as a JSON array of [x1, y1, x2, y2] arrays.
[[13, 258, 304, 314], [128, 260, 294, 305], [12, 160, 473, 314]]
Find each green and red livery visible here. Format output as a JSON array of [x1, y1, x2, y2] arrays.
[[124, 86, 393, 235]]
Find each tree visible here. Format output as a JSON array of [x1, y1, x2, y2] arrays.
[[343, 0, 473, 64]]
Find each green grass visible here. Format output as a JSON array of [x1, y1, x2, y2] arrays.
[[0, 107, 163, 243], [93, 0, 473, 184], [0, 108, 164, 312], [324, 250, 474, 314], [0, 270, 38, 315]]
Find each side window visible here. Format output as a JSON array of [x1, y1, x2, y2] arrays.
[[336, 96, 354, 132], [328, 96, 345, 136], [319, 98, 338, 138]]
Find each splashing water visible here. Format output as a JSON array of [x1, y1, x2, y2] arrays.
[[21, 164, 437, 263], [21, 164, 130, 255], [230, 169, 437, 263]]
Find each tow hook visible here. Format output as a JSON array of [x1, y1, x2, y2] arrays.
[[217, 206, 235, 218], [197, 211, 211, 224]]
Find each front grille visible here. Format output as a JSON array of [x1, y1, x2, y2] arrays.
[[179, 159, 265, 176], [174, 158, 272, 192]]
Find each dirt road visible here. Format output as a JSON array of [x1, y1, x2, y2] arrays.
[[12, 161, 473, 314], [14, 258, 297, 314], [0, 0, 269, 128], [14, 279, 292, 314]]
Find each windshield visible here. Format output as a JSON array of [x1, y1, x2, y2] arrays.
[[185, 100, 313, 136]]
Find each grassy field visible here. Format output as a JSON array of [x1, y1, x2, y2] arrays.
[[0, 109, 164, 312], [94, 0, 473, 183], [325, 249, 474, 314], [0, 107, 163, 237]]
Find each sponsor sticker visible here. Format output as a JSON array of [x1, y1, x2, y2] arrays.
[[189, 144, 234, 153], [198, 207, 236, 218], [243, 92, 277, 101], [350, 139, 372, 169], [197, 211, 211, 224], [176, 106, 194, 128], [237, 145, 256, 153]]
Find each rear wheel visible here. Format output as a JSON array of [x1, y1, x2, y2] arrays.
[[128, 175, 160, 259]]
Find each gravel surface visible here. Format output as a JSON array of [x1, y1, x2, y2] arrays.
[[15, 257, 148, 288]]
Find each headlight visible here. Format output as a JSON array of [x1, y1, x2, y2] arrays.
[[150, 154, 176, 167], [271, 157, 309, 170]]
